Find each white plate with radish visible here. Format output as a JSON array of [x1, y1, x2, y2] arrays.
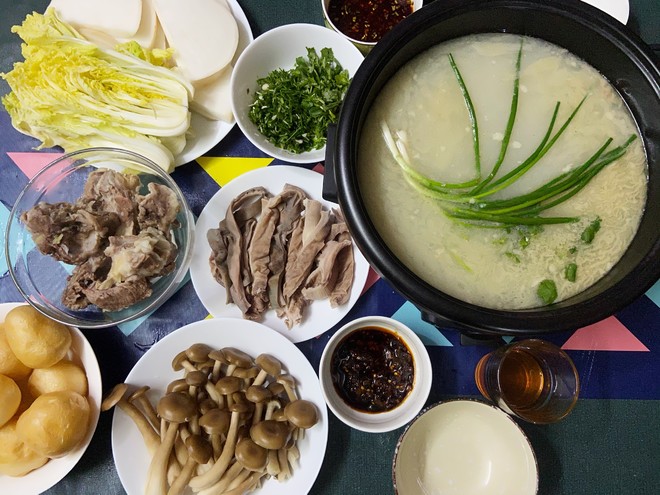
[[15, 0, 254, 169]]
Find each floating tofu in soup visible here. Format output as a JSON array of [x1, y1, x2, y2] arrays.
[[153, 0, 239, 82], [48, 0, 143, 38]]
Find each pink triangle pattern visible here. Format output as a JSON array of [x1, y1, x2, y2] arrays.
[[561, 316, 649, 352], [7, 152, 64, 179]]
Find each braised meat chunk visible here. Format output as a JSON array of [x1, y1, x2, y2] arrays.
[[21, 202, 120, 265], [22, 168, 181, 312]]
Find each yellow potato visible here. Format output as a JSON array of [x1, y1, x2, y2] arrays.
[[4, 305, 72, 368], [0, 374, 21, 428], [28, 361, 88, 398], [16, 390, 90, 458], [0, 323, 32, 380], [0, 419, 48, 477]]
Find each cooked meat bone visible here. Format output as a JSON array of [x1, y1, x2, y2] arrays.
[[21, 202, 120, 265], [22, 169, 181, 311]]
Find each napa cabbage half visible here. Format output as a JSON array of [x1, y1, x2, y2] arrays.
[[1, 8, 193, 172]]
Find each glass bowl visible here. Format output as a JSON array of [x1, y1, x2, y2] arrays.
[[5, 148, 195, 328]]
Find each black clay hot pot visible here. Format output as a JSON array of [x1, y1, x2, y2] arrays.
[[324, 0, 660, 337]]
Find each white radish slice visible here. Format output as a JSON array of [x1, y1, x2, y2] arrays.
[[121, 0, 159, 48], [47, 0, 142, 38], [191, 65, 234, 122], [153, 0, 239, 82]]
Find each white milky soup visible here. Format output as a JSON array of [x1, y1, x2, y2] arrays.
[[358, 33, 647, 309]]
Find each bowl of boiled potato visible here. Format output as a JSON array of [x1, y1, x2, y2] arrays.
[[0, 303, 101, 492]]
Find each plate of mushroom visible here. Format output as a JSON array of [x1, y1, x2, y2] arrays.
[[108, 317, 328, 495], [189, 165, 371, 343]]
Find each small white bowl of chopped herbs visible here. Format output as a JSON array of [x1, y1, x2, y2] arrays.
[[231, 23, 364, 163]]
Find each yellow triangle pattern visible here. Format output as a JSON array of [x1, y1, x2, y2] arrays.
[[196, 156, 273, 187]]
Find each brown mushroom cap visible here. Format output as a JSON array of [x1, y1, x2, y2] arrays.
[[171, 351, 195, 372], [185, 370, 208, 387], [267, 382, 285, 397], [250, 420, 290, 450], [235, 438, 268, 472], [101, 383, 129, 411], [245, 385, 272, 404], [157, 391, 197, 423], [255, 354, 282, 377], [199, 408, 231, 436], [215, 375, 242, 395], [186, 343, 214, 364], [185, 434, 213, 464], [127, 385, 151, 403], [208, 349, 226, 362], [233, 366, 259, 380], [222, 347, 254, 368], [284, 399, 319, 429], [199, 398, 218, 415], [167, 378, 189, 393]]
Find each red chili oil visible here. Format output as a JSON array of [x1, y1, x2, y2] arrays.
[[330, 326, 415, 413], [327, 0, 414, 43]]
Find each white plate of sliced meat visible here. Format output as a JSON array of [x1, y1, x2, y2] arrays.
[[190, 166, 370, 343]]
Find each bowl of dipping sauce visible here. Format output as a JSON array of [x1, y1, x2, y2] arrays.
[[393, 399, 538, 494], [319, 316, 432, 432], [321, 0, 424, 53]]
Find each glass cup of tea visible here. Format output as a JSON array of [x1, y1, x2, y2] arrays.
[[474, 339, 579, 424]]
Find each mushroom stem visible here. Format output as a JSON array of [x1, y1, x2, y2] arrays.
[[188, 410, 240, 490], [102, 385, 160, 455], [277, 447, 291, 482], [128, 387, 161, 431], [266, 449, 280, 476], [197, 461, 244, 495], [145, 421, 179, 495]]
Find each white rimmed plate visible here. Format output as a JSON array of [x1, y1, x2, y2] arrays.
[[393, 400, 538, 495], [175, 0, 253, 166], [111, 318, 329, 495], [190, 166, 371, 343], [581, 0, 629, 23], [0, 302, 102, 495]]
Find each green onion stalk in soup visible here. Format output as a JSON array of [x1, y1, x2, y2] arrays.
[[358, 34, 647, 309]]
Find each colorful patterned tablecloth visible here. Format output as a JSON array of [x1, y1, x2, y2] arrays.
[[1, 1, 659, 494]]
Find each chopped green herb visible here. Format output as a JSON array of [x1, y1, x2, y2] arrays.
[[565, 263, 577, 282], [248, 47, 351, 153], [581, 217, 602, 244], [537, 279, 558, 304], [505, 251, 521, 263], [568, 246, 577, 254]]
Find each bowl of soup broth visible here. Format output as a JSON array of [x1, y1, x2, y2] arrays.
[[325, 0, 659, 336]]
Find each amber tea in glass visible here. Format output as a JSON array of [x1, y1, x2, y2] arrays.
[[474, 339, 579, 423]]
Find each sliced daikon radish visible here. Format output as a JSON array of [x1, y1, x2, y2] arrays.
[[48, 0, 142, 38], [121, 0, 159, 48], [152, 19, 167, 50], [190, 65, 234, 122], [153, 0, 239, 82], [77, 27, 121, 50]]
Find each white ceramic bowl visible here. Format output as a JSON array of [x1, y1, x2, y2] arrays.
[[319, 316, 432, 433], [393, 399, 538, 495], [230, 23, 364, 164], [0, 302, 102, 493], [321, 0, 424, 53]]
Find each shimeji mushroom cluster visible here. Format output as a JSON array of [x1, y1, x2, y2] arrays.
[[102, 344, 319, 495]]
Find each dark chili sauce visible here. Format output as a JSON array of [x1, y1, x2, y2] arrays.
[[327, 0, 414, 43], [330, 326, 415, 413]]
